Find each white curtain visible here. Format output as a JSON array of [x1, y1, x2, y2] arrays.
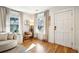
[[0, 7, 7, 32], [44, 10, 49, 40]]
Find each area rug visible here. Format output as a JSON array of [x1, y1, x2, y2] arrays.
[[3, 43, 37, 53]]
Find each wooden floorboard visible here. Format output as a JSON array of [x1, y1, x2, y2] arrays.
[[22, 38, 78, 53]]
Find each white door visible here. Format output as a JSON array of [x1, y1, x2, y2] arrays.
[[54, 10, 74, 48]]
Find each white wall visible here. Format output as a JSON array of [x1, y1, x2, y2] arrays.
[[29, 15, 34, 26], [22, 13, 34, 33], [74, 7, 79, 52]]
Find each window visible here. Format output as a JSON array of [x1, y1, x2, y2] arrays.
[[10, 17, 19, 32], [37, 13, 45, 32]]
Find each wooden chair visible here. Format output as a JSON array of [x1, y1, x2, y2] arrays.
[[23, 32, 32, 41]]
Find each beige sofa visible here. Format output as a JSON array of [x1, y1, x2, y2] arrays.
[[0, 33, 17, 52]]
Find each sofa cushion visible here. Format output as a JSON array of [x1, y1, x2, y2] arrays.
[[0, 33, 7, 41]]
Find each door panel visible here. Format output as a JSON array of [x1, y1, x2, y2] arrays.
[[63, 11, 73, 47], [55, 13, 64, 46], [54, 10, 74, 48]]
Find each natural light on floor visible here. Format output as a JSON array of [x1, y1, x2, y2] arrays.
[[25, 43, 36, 52]]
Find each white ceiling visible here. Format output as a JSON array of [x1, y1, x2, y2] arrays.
[[6, 6, 52, 14]]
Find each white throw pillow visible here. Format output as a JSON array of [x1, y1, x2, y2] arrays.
[[7, 33, 14, 40], [0, 33, 7, 41]]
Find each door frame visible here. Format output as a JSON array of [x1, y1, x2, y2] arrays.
[[53, 8, 75, 49]]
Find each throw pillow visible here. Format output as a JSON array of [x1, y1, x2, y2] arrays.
[[0, 33, 7, 41]]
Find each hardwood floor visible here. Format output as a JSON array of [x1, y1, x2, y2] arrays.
[[22, 38, 78, 53]]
